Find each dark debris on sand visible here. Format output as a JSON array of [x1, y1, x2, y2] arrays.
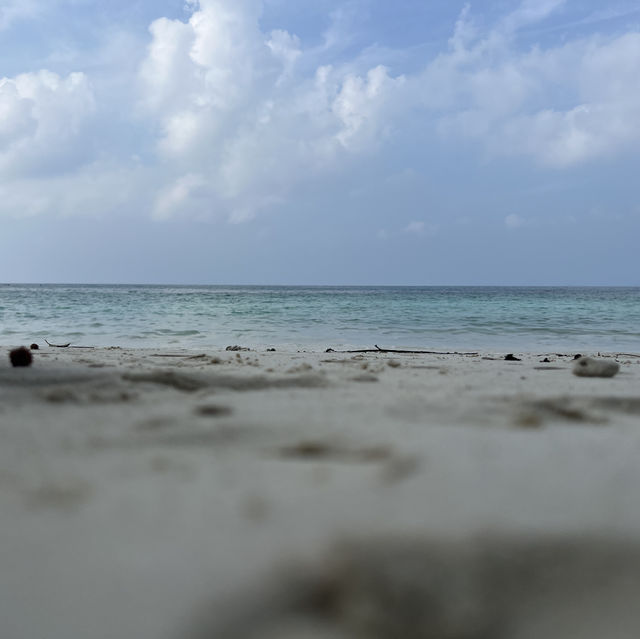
[[9, 347, 32, 367]]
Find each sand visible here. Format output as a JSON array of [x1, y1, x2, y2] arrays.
[[1, 346, 640, 638]]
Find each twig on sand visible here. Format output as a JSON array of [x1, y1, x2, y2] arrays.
[[617, 353, 640, 358], [325, 344, 478, 356], [149, 353, 207, 358], [44, 339, 94, 349], [45, 339, 71, 348]]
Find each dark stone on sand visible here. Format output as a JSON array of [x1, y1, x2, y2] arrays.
[[30, 343, 39, 350], [505, 354, 521, 361], [573, 353, 582, 360], [194, 404, 233, 417], [266, 348, 276, 352], [9, 346, 33, 367], [540, 357, 551, 363]]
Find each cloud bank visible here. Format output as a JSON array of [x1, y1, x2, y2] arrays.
[[1, 0, 640, 223]]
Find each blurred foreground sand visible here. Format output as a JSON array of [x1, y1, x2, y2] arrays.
[[1, 346, 640, 638]]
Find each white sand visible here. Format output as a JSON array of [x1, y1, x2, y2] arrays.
[[1, 346, 640, 638]]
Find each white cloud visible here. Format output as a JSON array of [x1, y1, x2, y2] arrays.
[[505, 213, 527, 229], [332, 65, 404, 150], [378, 220, 437, 239], [403, 221, 425, 234], [425, 5, 640, 167], [0, 0, 41, 30], [153, 173, 206, 221], [0, 79, 37, 146], [500, 0, 566, 34], [135, 0, 407, 222], [266, 29, 301, 84], [0, 160, 146, 219], [322, 4, 361, 52], [3, 0, 640, 225], [0, 70, 95, 179]]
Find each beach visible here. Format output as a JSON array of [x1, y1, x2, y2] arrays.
[[4, 0, 640, 633], [2, 345, 640, 638]]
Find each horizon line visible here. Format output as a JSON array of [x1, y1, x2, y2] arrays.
[[2, 282, 638, 288]]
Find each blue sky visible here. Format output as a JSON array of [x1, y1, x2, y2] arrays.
[[1, 0, 639, 285]]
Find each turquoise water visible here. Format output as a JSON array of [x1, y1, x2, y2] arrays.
[[0, 285, 639, 352]]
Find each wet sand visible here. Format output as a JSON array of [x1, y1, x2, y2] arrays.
[[1, 346, 640, 638]]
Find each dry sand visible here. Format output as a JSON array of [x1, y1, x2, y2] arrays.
[[1, 346, 640, 638]]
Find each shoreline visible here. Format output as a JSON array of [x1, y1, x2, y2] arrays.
[[4, 342, 638, 354], [2, 346, 640, 638]]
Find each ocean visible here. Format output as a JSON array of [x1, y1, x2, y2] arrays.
[[1, 284, 639, 353]]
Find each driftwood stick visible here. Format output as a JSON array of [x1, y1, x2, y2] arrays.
[[149, 353, 207, 358], [45, 339, 71, 348], [150, 354, 193, 358], [43, 340, 94, 349], [325, 344, 478, 356]]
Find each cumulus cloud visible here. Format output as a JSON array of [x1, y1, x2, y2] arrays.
[[3, 0, 640, 224], [427, 5, 640, 167], [266, 29, 301, 84], [0, 70, 95, 178], [0, 80, 37, 146], [0, 68, 137, 220], [138, 0, 405, 222], [137, 0, 640, 225]]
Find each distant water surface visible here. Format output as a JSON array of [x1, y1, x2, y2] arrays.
[[0, 285, 638, 352]]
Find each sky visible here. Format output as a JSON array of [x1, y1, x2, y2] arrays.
[[1, 0, 639, 285]]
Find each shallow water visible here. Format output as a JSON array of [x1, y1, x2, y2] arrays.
[[0, 284, 638, 351]]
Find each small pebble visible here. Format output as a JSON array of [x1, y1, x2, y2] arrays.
[[572, 356, 619, 378], [30, 343, 39, 350]]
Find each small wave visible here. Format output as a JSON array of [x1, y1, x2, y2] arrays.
[[141, 329, 202, 337]]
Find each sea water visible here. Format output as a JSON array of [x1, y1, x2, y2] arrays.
[[0, 285, 639, 352]]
